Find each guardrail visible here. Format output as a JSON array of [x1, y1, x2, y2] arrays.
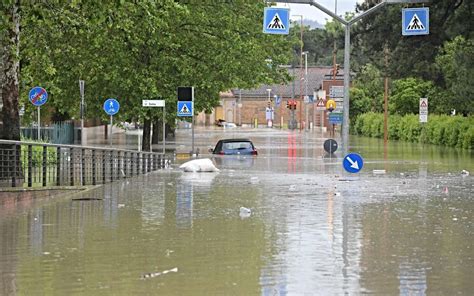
[[0, 140, 172, 188]]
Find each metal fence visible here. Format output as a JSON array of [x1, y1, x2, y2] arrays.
[[21, 121, 77, 144], [0, 140, 172, 188]]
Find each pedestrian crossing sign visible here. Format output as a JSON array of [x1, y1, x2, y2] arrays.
[[402, 8, 429, 36], [263, 7, 290, 35], [177, 101, 193, 117]]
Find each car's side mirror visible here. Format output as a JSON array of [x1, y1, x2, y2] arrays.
[[208, 147, 214, 153]]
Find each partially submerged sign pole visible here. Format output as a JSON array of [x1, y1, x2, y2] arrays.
[[142, 100, 166, 154], [177, 87, 195, 155]]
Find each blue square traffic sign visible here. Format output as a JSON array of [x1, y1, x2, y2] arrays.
[[263, 7, 290, 35], [177, 101, 193, 117], [402, 8, 429, 36]]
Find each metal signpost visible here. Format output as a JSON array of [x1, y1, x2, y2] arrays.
[[270, 0, 430, 154], [29, 86, 48, 140], [142, 100, 166, 154], [79, 80, 85, 146], [103, 98, 120, 146], [177, 87, 195, 155]]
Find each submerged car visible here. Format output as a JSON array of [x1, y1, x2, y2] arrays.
[[209, 138, 258, 155]]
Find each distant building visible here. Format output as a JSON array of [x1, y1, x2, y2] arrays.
[[195, 66, 345, 129]]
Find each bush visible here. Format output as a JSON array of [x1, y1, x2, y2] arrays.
[[352, 113, 472, 149]]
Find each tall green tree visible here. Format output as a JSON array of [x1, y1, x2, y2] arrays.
[[436, 36, 474, 115]]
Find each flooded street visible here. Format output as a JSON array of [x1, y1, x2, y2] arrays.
[[1, 127, 473, 295]]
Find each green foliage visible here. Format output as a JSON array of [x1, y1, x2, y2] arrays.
[[389, 78, 434, 115], [353, 63, 384, 112], [354, 113, 473, 149], [18, 1, 296, 125], [20, 138, 57, 166], [436, 36, 474, 115], [349, 87, 372, 124]]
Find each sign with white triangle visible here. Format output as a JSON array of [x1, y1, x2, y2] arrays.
[[263, 7, 290, 35], [402, 8, 429, 36], [316, 99, 326, 111], [177, 101, 193, 117]]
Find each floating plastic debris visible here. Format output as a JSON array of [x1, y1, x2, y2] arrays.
[[373, 169, 386, 175], [141, 267, 178, 280], [239, 207, 251, 219], [461, 170, 469, 177], [250, 177, 259, 184], [179, 158, 219, 172], [118, 204, 125, 208]]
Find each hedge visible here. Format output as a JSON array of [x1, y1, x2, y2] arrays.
[[353, 113, 473, 149]]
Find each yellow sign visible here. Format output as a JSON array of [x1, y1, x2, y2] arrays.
[[326, 99, 336, 111]]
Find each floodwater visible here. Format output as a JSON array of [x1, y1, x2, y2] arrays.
[[1, 127, 473, 295]]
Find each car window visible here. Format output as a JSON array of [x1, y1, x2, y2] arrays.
[[223, 142, 252, 150]]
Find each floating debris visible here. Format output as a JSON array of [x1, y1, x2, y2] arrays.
[[239, 207, 251, 219], [117, 204, 125, 208], [461, 170, 469, 177], [373, 169, 386, 175], [72, 197, 103, 201], [288, 185, 297, 191], [179, 158, 219, 172], [141, 267, 178, 280], [250, 177, 259, 184]]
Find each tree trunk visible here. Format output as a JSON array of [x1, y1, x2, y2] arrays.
[[152, 118, 161, 144], [142, 118, 151, 152], [1, 1, 21, 141], [0, 2, 23, 186]]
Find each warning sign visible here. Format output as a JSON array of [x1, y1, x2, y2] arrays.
[[419, 98, 428, 123], [316, 99, 326, 111]]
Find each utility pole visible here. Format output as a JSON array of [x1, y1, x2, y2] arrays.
[[383, 43, 390, 146]]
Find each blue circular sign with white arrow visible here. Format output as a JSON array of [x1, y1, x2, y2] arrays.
[[103, 98, 120, 116], [343, 153, 364, 173], [29, 86, 48, 107]]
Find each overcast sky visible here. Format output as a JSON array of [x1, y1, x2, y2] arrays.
[[276, 0, 365, 24]]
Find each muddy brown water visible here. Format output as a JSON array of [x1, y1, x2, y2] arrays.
[[1, 128, 472, 295]]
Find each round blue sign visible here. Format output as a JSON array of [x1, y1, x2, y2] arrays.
[[103, 98, 120, 116], [29, 87, 48, 107], [343, 153, 364, 173]]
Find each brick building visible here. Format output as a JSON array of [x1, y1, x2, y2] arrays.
[[195, 66, 345, 129]]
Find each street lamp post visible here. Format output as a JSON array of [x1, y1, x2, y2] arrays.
[[271, 0, 429, 154], [302, 51, 309, 130]]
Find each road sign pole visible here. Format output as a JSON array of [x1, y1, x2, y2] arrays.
[[80, 80, 85, 146], [109, 115, 113, 147], [163, 105, 166, 154], [37, 106, 40, 140]]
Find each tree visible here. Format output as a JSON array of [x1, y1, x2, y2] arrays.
[[1, 1, 20, 141], [17, 1, 297, 151], [436, 36, 474, 115], [389, 78, 434, 115], [353, 0, 472, 81]]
